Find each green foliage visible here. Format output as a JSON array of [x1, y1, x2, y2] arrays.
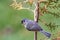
[[0, 0, 60, 40], [39, 0, 60, 32]]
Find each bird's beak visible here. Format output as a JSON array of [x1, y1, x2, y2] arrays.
[[21, 20, 23, 24]]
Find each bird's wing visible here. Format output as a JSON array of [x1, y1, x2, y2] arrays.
[[27, 20, 43, 31], [31, 21, 43, 31], [25, 20, 34, 31]]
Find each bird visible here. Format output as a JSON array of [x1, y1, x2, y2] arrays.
[[21, 18, 51, 38]]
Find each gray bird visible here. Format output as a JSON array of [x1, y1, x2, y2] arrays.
[[21, 18, 51, 38]]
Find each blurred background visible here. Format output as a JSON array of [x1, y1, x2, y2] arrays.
[[0, 0, 60, 40]]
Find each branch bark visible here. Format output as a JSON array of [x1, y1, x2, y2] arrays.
[[34, 1, 40, 40]]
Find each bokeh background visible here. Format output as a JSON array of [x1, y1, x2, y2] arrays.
[[0, 0, 60, 40]]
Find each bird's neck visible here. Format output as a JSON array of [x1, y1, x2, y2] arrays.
[[24, 21, 28, 28]]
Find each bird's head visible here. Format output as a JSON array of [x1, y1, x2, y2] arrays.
[[21, 18, 29, 24]]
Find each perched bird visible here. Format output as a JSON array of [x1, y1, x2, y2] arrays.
[[21, 18, 51, 38]]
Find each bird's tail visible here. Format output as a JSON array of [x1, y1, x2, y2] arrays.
[[40, 30, 51, 38]]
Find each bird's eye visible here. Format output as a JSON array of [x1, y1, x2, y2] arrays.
[[23, 20, 25, 22], [21, 20, 25, 24]]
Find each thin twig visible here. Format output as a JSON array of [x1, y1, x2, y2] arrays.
[[34, 1, 40, 40]]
